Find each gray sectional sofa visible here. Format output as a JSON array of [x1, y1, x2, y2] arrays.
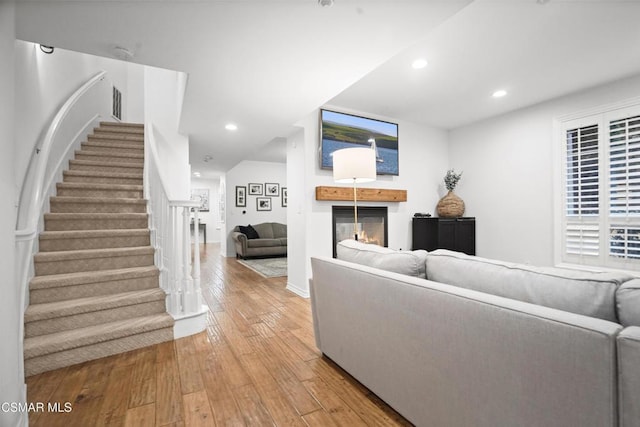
[[231, 222, 287, 259], [310, 239, 640, 427]]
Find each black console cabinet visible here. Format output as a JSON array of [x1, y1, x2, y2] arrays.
[[412, 217, 476, 255]]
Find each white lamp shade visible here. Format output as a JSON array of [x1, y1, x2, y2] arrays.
[[332, 147, 377, 183]]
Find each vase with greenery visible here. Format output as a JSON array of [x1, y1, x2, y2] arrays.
[[437, 169, 465, 217]]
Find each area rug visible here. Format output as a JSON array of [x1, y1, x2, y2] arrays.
[[237, 257, 287, 278]]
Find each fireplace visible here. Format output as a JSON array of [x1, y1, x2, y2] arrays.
[[332, 206, 388, 257]]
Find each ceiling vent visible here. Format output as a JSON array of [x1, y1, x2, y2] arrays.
[[113, 46, 134, 61]]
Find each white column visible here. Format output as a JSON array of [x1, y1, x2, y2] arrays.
[[181, 206, 195, 313], [168, 205, 181, 315]]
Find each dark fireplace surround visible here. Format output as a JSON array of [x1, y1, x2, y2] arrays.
[[332, 206, 388, 257]]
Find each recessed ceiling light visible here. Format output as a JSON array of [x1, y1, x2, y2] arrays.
[[318, 0, 334, 6], [412, 58, 428, 69], [492, 89, 507, 98], [225, 123, 238, 131], [193, 172, 201, 177]]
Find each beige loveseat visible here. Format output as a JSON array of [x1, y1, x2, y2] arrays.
[[310, 239, 640, 427], [231, 222, 287, 259]]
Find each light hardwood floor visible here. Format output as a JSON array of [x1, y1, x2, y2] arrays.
[[26, 243, 412, 426]]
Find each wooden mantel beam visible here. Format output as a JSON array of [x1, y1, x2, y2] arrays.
[[315, 186, 407, 202]]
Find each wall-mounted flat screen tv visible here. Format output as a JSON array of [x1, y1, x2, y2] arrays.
[[320, 109, 399, 176]]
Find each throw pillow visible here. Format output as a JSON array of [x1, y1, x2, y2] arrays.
[[239, 225, 260, 239]]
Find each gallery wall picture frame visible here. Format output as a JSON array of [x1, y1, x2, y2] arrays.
[[235, 186, 246, 207], [265, 183, 280, 197], [281, 187, 288, 207], [190, 188, 210, 212], [256, 197, 272, 211], [248, 183, 263, 195]]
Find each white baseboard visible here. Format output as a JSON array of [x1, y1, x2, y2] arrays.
[[173, 304, 208, 339], [286, 281, 310, 298]]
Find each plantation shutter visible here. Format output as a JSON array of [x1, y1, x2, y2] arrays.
[[564, 123, 600, 258], [608, 113, 640, 261], [560, 104, 640, 270]]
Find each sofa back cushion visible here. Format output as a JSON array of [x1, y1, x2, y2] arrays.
[[617, 279, 640, 327], [426, 249, 632, 323], [272, 222, 287, 238], [337, 239, 428, 278], [252, 223, 274, 239]]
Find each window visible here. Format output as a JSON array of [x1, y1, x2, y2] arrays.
[[112, 86, 122, 120], [560, 103, 640, 270]]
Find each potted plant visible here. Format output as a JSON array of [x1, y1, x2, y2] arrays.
[[437, 169, 465, 217]]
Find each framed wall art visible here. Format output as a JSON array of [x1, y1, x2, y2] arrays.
[[265, 183, 280, 197], [248, 183, 263, 195], [281, 187, 288, 207], [190, 188, 210, 212], [235, 186, 246, 207], [256, 197, 272, 211]]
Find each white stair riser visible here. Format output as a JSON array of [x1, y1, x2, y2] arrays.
[[39, 234, 150, 252], [44, 217, 148, 231], [25, 327, 173, 377], [25, 300, 167, 338], [35, 253, 154, 275], [30, 274, 159, 304]]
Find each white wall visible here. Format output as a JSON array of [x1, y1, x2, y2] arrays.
[[144, 66, 190, 200], [13, 40, 144, 192], [1, 4, 26, 427], [449, 73, 640, 266], [224, 160, 287, 256], [286, 107, 450, 296], [286, 128, 307, 296], [190, 177, 221, 243]]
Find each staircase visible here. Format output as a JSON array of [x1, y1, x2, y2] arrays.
[[24, 122, 174, 377]]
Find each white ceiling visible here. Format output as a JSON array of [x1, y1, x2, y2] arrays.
[[15, 0, 640, 178]]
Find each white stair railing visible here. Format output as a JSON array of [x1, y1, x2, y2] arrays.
[[145, 124, 206, 338], [15, 71, 111, 310]]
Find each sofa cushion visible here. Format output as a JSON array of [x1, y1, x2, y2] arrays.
[[426, 249, 633, 323], [272, 223, 287, 238], [239, 224, 260, 239], [247, 238, 282, 248], [253, 223, 274, 239], [337, 239, 428, 278], [617, 279, 640, 327]]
